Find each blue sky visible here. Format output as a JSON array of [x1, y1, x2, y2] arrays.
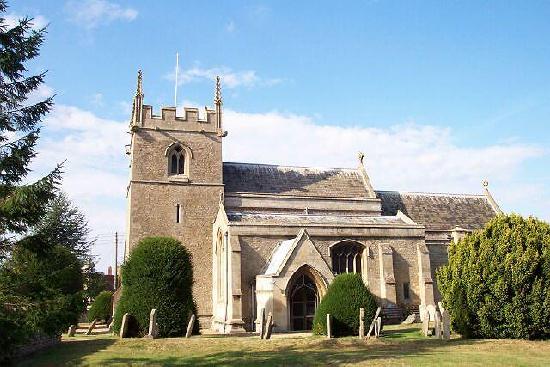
[[8, 1, 550, 271]]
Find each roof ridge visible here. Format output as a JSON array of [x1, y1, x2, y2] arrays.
[[223, 161, 357, 173], [376, 190, 486, 198]]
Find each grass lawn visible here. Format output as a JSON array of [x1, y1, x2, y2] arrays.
[[17, 324, 550, 366]]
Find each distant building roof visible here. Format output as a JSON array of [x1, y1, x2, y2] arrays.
[[376, 191, 497, 231], [223, 162, 368, 198]]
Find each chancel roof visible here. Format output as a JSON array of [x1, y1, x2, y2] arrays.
[[223, 162, 368, 198], [376, 191, 497, 231]]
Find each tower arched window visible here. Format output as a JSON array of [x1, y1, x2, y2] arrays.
[[169, 145, 185, 175], [330, 241, 364, 275]]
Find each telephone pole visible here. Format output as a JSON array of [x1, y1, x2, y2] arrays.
[[114, 231, 118, 290]]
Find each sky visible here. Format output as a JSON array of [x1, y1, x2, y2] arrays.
[[7, 0, 550, 272]]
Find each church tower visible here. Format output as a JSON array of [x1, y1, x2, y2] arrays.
[[125, 71, 226, 327]]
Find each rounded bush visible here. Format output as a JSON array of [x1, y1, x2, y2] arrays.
[[437, 214, 550, 339], [88, 291, 113, 322], [113, 237, 197, 337], [313, 273, 377, 336]]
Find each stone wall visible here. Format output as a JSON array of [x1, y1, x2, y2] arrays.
[[237, 232, 424, 330], [427, 241, 450, 303]]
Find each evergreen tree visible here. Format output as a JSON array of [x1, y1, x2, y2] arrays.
[[0, 0, 61, 259], [33, 192, 94, 262]]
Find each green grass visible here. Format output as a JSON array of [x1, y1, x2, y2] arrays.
[[17, 324, 550, 366]]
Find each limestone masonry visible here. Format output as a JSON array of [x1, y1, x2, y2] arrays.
[[125, 71, 500, 333]]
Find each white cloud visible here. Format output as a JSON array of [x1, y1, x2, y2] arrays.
[[30, 105, 129, 271], [65, 0, 138, 29], [223, 110, 543, 195], [29, 104, 547, 271], [167, 65, 283, 89], [3, 13, 48, 30]]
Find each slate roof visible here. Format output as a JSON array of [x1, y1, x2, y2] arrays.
[[223, 162, 367, 198], [226, 211, 409, 226], [376, 191, 497, 231]]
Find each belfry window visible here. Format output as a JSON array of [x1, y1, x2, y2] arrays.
[[169, 145, 185, 175], [330, 241, 363, 275]]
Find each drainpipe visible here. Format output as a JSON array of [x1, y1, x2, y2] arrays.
[[223, 232, 229, 333]]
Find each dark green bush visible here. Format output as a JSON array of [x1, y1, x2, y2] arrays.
[[313, 273, 377, 336], [437, 214, 550, 339], [113, 237, 197, 337], [0, 242, 85, 363], [88, 291, 113, 322]]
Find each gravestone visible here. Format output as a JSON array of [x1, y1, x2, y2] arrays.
[[422, 309, 430, 337], [359, 308, 365, 338], [326, 314, 332, 339], [441, 309, 451, 340], [108, 320, 114, 334], [185, 314, 195, 338], [402, 314, 416, 324], [67, 325, 76, 337], [86, 319, 97, 335], [367, 307, 382, 338], [258, 308, 265, 339], [144, 309, 158, 339], [120, 313, 130, 338], [434, 310, 442, 339], [264, 312, 274, 340], [376, 317, 382, 337]]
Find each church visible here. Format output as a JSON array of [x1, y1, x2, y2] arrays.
[[124, 71, 501, 333]]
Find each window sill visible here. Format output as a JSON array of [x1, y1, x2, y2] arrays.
[[168, 175, 190, 183]]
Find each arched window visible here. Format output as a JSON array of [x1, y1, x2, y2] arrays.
[[330, 241, 363, 275], [169, 145, 185, 175]]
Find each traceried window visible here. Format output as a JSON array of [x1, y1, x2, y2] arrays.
[[331, 241, 363, 275], [169, 145, 185, 175]]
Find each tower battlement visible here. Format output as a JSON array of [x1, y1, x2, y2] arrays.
[[136, 105, 220, 133], [130, 71, 226, 136]]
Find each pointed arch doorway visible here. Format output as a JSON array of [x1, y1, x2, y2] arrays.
[[288, 266, 326, 331]]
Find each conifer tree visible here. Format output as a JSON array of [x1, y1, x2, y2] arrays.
[[0, 0, 61, 258]]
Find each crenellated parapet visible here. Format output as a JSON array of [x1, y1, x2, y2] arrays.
[[130, 70, 227, 136], [136, 105, 222, 134]]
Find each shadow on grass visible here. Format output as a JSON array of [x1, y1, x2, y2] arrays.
[[101, 338, 478, 367], [16, 337, 116, 367]]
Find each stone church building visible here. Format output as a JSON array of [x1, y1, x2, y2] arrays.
[[125, 72, 501, 333]]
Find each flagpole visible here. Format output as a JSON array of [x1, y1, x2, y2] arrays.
[[174, 52, 179, 107]]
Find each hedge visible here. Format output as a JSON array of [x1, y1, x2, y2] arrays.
[[113, 237, 197, 337], [88, 291, 113, 322], [437, 214, 550, 339], [313, 273, 377, 336]]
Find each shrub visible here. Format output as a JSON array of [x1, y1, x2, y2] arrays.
[[88, 291, 113, 322], [0, 242, 85, 362], [313, 273, 377, 336], [437, 214, 550, 339], [113, 237, 197, 337]]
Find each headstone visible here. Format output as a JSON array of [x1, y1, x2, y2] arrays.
[[120, 313, 130, 338], [108, 320, 114, 334], [144, 309, 158, 339], [438, 301, 445, 314], [376, 317, 382, 337], [441, 309, 451, 340], [326, 314, 332, 339], [402, 314, 416, 324], [264, 312, 274, 340], [359, 308, 365, 338], [426, 304, 436, 322], [258, 308, 265, 339], [422, 309, 430, 337], [366, 307, 382, 338], [67, 325, 76, 337], [185, 314, 195, 338], [434, 310, 442, 339], [86, 319, 97, 335]]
